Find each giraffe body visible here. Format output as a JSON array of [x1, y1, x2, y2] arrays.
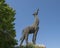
[[20, 9, 39, 46]]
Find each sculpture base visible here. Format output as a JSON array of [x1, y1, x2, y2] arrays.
[[34, 44, 46, 48], [20, 42, 46, 48]]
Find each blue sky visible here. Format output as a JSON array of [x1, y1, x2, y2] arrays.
[[6, 0, 60, 48]]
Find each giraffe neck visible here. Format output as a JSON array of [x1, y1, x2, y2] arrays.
[[32, 15, 39, 27]]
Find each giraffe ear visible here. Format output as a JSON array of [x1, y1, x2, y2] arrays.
[[32, 13, 35, 16]]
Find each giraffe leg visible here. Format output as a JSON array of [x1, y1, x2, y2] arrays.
[[32, 27, 39, 44], [20, 35, 25, 47], [34, 32, 38, 44], [32, 33, 35, 44], [32, 32, 36, 44], [25, 33, 28, 45]]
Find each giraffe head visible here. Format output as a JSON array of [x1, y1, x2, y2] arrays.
[[33, 8, 39, 17]]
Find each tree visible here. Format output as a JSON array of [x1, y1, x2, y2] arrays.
[[0, 0, 17, 48]]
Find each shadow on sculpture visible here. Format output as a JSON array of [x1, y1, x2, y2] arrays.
[[20, 8, 39, 47]]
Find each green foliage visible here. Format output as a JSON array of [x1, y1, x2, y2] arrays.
[[0, 0, 17, 48]]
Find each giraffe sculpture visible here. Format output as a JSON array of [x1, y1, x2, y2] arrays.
[[20, 8, 39, 46]]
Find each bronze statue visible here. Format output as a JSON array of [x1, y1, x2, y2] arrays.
[[20, 8, 39, 46]]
